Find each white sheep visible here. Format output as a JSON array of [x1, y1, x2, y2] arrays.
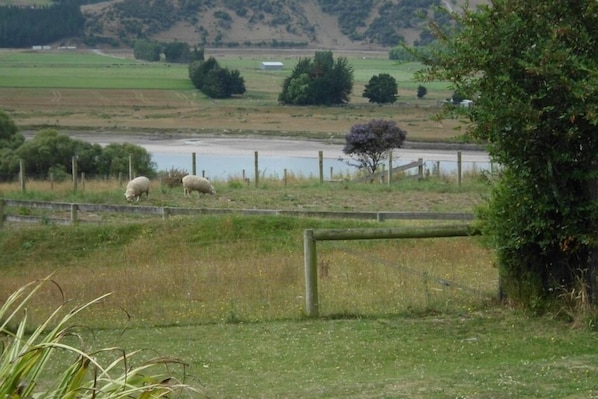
[[124, 176, 150, 202], [182, 174, 216, 198]]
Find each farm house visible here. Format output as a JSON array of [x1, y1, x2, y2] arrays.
[[260, 61, 284, 70]]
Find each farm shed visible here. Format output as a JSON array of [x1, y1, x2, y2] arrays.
[[260, 61, 284, 70]]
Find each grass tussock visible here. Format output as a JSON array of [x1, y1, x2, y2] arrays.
[[0, 276, 199, 398]]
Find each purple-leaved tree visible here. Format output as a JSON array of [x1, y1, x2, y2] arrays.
[[342, 119, 407, 175]]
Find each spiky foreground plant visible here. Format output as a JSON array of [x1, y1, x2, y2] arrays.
[[0, 276, 200, 398]]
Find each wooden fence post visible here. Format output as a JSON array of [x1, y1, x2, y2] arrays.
[[387, 151, 393, 186], [19, 160, 25, 193], [192, 152, 197, 176], [318, 151, 323, 184], [418, 158, 424, 179], [70, 203, 78, 224], [457, 151, 463, 187], [72, 156, 78, 193], [128, 154, 133, 180], [0, 199, 4, 228], [284, 168, 288, 187], [303, 229, 319, 318], [254, 151, 259, 187]]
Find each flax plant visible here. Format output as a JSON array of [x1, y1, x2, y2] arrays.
[[0, 276, 199, 398]]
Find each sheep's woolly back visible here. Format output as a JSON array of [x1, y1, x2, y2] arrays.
[[125, 176, 151, 202], [182, 175, 216, 197]]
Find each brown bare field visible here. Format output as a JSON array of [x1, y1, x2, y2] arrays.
[[2, 87, 462, 141]]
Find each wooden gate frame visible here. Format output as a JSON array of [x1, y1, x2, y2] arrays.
[[303, 224, 481, 317]]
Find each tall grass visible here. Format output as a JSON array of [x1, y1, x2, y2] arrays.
[[0, 214, 496, 329]]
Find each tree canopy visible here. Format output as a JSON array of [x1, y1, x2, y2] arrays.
[[0, 120, 157, 180], [164, 41, 191, 63], [342, 119, 407, 175], [0, 3, 83, 48], [362, 73, 398, 104], [189, 57, 246, 99], [133, 40, 161, 62], [417, 0, 598, 307], [0, 110, 24, 150], [16, 129, 103, 179], [278, 51, 353, 105]]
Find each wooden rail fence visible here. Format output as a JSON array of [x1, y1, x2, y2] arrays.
[[0, 199, 474, 227], [303, 224, 483, 317]]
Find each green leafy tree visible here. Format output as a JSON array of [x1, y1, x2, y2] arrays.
[[16, 129, 102, 178], [388, 45, 417, 62], [363, 73, 398, 104], [0, 148, 20, 180], [417, 0, 598, 306], [0, 110, 24, 179], [342, 119, 407, 175], [188, 57, 246, 98], [0, 110, 24, 150], [97, 142, 157, 178], [164, 41, 191, 63], [279, 51, 353, 105], [190, 45, 205, 62], [133, 40, 161, 61]]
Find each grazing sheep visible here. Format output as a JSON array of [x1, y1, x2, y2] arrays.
[[124, 176, 150, 202], [182, 174, 216, 198]]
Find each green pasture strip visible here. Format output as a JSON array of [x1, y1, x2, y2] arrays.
[[86, 313, 598, 398], [0, 63, 193, 89], [0, 51, 140, 65], [0, 51, 451, 93]]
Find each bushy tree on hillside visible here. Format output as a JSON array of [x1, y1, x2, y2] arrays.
[[278, 51, 353, 105], [342, 119, 407, 175], [188, 57, 246, 98], [417, 85, 427, 99], [363, 73, 398, 104], [417, 0, 598, 307]]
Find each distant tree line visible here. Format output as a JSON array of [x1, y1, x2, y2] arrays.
[[0, 111, 156, 181], [0, 3, 83, 48], [133, 40, 203, 63]]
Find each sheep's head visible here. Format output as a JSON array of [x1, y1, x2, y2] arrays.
[[124, 190, 136, 202]]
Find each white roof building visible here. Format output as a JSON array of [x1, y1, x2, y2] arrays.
[[260, 61, 284, 70]]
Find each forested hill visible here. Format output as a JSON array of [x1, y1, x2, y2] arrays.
[[0, 0, 485, 50]]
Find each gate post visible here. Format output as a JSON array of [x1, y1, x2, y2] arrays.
[[303, 229, 319, 317]]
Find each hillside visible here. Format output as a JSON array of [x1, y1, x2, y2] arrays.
[[80, 0, 488, 50]]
